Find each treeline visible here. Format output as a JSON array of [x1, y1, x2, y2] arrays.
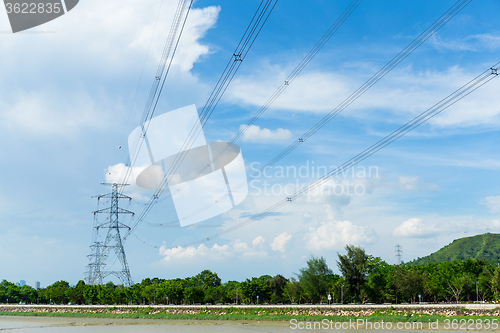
[[2, 245, 500, 305]]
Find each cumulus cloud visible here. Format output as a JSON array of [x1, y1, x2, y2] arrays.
[[480, 196, 500, 213], [252, 236, 266, 246], [489, 220, 500, 229], [0, 90, 107, 136], [159, 243, 229, 261], [270, 232, 292, 252], [392, 218, 441, 237], [305, 220, 378, 251], [240, 125, 292, 143], [104, 163, 151, 186], [159, 239, 267, 262], [0, 0, 220, 137], [173, 6, 220, 71]]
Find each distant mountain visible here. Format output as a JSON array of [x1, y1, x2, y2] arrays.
[[410, 233, 500, 265]]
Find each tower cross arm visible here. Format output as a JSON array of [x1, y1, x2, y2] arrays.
[[93, 208, 135, 215], [94, 193, 133, 200]]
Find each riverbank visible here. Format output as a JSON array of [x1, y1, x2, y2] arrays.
[[1, 304, 499, 322]]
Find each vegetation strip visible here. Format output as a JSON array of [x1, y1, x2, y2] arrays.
[[3, 243, 500, 305], [1, 310, 500, 323], [1, 306, 500, 322]]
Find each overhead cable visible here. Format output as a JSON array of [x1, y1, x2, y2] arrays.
[[181, 62, 499, 247], [121, 0, 194, 191], [124, 0, 279, 238], [141, 0, 363, 229], [148, 0, 472, 228]]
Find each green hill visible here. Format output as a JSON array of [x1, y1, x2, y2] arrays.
[[410, 233, 500, 265]]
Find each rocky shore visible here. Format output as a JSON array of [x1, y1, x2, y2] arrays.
[[1, 304, 499, 318]]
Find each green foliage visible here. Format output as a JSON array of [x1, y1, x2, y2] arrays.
[[240, 276, 271, 303], [337, 245, 371, 303], [411, 233, 500, 265], [4, 242, 500, 305], [298, 256, 336, 303], [267, 274, 288, 303]]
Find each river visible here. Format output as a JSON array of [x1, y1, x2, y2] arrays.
[[0, 316, 488, 332]]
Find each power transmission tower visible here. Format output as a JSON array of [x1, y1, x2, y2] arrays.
[[85, 183, 134, 286], [395, 244, 403, 264]]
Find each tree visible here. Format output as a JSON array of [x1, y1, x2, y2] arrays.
[[222, 281, 241, 304], [194, 270, 221, 288], [365, 260, 394, 304], [337, 245, 370, 303], [491, 267, 500, 301], [298, 256, 333, 303], [267, 274, 288, 303], [448, 273, 469, 302], [394, 266, 426, 303], [240, 277, 271, 303], [284, 278, 302, 304], [45, 280, 70, 304], [160, 279, 184, 305], [67, 280, 86, 304], [0, 280, 20, 303]]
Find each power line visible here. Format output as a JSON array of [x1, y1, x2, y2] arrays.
[[147, 0, 472, 228], [120, 0, 194, 191], [133, 0, 362, 231], [123, 0, 279, 239], [179, 62, 499, 247], [111, 0, 169, 166], [195, 0, 364, 189]]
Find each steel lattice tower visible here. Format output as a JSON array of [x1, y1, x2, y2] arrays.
[[395, 244, 403, 265], [85, 183, 134, 286]]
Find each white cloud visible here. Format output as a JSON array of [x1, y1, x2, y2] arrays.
[[105, 163, 150, 186], [240, 125, 292, 143], [489, 220, 500, 229], [270, 232, 292, 253], [226, 64, 500, 129], [158, 239, 267, 262], [392, 218, 441, 237], [174, 6, 220, 71], [302, 178, 369, 206], [398, 176, 420, 191], [480, 196, 500, 213], [252, 236, 265, 246], [0, 90, 107, 136], [430, 33, 500, 52], [0, 1, 220, 137], [398, 176, 439, 191], [229, 71, 350, 114], [305, 220, 378, 251]]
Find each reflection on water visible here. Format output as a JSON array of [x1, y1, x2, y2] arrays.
[[0, 316, 295, 332], [0, 316, 470, 332]]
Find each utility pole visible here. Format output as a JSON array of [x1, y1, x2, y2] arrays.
[[85, 183, 134, 286], [395, 244, 403, 264]]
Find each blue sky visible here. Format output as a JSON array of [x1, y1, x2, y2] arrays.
[[1, 0, 500, 287]]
